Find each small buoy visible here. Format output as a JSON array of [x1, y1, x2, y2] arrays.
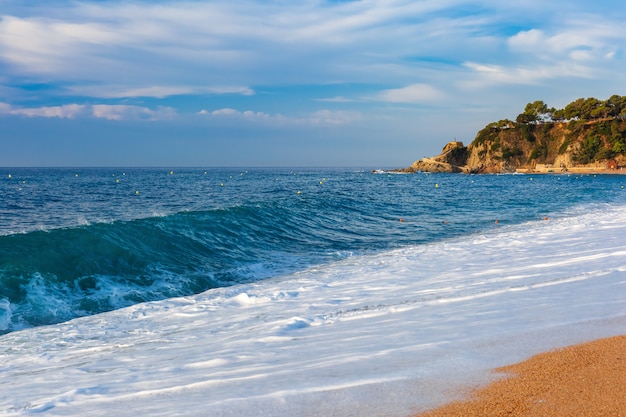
[[75, 173, 79, 177], [135, 190, 140, 195], [169, 170, 174, 175], [115, 179, 120, 183], [7, 174, 11, 179], [530, 178, 533, 181], [435, 183, 439, 188], [204, 171, 207, 175], [297, 191, 301, 195], [319, 181, 323, 185], [220, 183, 224, 187]]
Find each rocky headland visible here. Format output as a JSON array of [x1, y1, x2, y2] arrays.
[[397, 96, 626, 174]]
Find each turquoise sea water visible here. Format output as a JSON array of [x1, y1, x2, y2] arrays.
[[1, 168, 624, 333]]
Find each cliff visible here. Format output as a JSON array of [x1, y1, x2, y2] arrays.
[[405, 141, 468, 173], [403, 118, 626, 174]]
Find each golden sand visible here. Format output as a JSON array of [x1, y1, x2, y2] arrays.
[[414, 335, 625, 417]]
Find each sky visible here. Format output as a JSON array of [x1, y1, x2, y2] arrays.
[[1, 0, 626, 167]]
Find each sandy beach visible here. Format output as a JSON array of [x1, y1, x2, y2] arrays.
[[414, 335, 625, 416]]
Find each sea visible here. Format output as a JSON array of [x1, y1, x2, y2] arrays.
[[1, 168, 625, 416]]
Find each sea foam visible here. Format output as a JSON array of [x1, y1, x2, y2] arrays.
[[1, 203, 625, 416]]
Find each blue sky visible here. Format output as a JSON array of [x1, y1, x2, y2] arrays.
[[1, 0, 626, 167]]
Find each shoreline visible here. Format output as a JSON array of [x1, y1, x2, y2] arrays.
[[515, 167, 626, 175], [384, 166, 626, 175], [412, 335, 626, 417]]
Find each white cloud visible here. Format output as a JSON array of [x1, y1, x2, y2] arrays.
[[508, 29, 545, 52], [202, 107, 276, 121], [66, 85, 255, 99], [208, 108, 241, 116], [200, 107, 359, 126], [241, 110, 271, 120], [1, 0, 626, 136], [309, 110, 361, 125], [0, 16, 124, 73], [462, 60, 593, 86], [0, 102, 176, 121], [11, 104, 89, 119], [0, 1, 501, 94], [208, 86, 255, 96], [0, 102, 13, 114], [569, 50, 593, 61], [92, 104, 176, 121], [315, 96, 355, 103], [377, 84, 443, 103], [507, 21, 624, 63]]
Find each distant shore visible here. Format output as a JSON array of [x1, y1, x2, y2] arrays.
[[412, 335, 626, 417], [516, 165, 626, 175]]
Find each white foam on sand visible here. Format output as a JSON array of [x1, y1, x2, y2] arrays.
[[1, 205, 625, 417]]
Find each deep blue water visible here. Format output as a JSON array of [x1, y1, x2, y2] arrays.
[[1, 168, 625, 333]]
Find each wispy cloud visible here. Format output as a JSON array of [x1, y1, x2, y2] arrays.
[[1, 1, 625, 103], [309, 109, 361, 125], [461, 61, 594, 88], [507, 23, 621, 62], [199, 107, 360, 126], [376, 84, 443, 103], [315, 96, 355, 103], [66, 85, 255, 99], [200, 108, 272, 120], [2, 1, 626, 166], [0, 102, 176, 121], [91, 105, 176, 121]]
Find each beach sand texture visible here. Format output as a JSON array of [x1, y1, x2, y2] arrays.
[[415, 335, 625, 417]]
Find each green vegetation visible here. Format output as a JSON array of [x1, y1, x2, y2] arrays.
[[574, 135, 601, 164], [501, 146, 523, 159], [468, 95, 626, 171], [513, 95, 626, 165], [516, 95, 626, 125], [519, 124, 534, 142], [528, 143, 548, 162]]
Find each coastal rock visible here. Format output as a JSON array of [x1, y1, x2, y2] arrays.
[[404, 141, 468, 173], [401, 118, 626, 174]]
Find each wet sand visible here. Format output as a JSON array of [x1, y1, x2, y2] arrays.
[[414, 335, 625, 417]]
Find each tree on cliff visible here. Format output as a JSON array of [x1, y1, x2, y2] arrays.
[[516, 100, 549, 124], [515, 96, 626, 124], [564, 97, 612, 120]]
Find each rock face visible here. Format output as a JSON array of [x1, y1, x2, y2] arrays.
[[403, 119, 626, 173], [403, 141, 468, 173]]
